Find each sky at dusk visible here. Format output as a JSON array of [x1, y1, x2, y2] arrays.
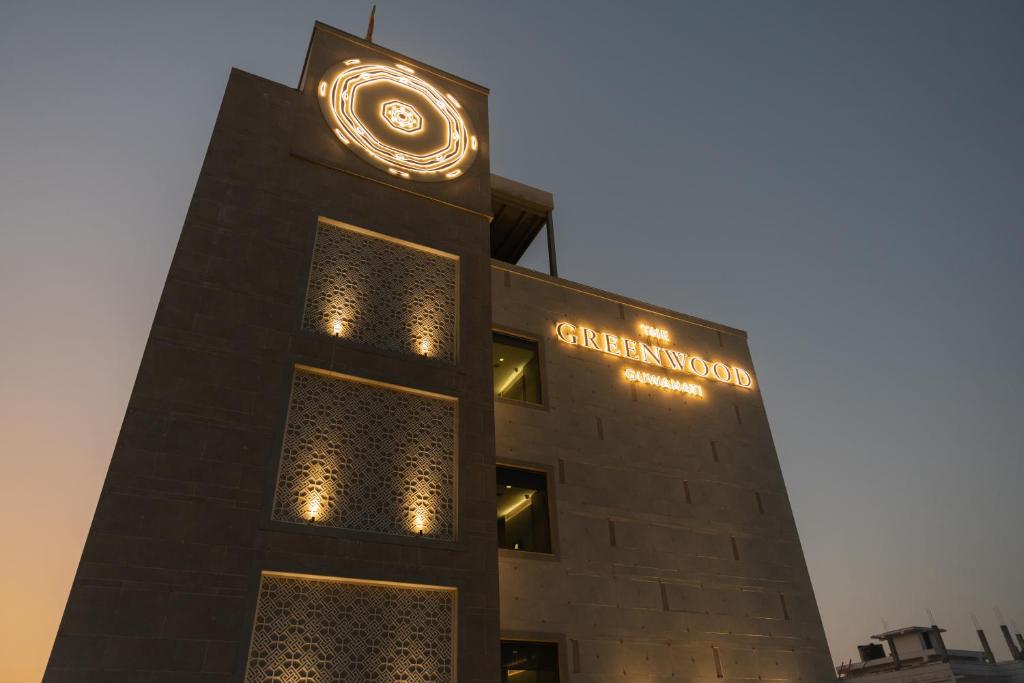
[[1, 1, 1022, 681]]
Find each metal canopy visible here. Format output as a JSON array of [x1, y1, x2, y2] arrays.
[[490, 174, 557, 274]]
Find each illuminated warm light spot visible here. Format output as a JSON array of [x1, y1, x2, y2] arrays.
[[302, 219, 459, 363], [308, 497, 322, 522], [554, 320, 754, 390], [711, 361, 733, 382], [639, 342, 662, 365], [603, 333, 620, 355], [625, 368, 704, 397], [381, 100, 423, 133], [318, 80, 327, 97], [418, 338, 432, 356], [273, 367, 456, 539], [555, 322, 578, 344], [623, 338, 639, 359], [499, 493, 533, 521], [495, 364, 525, 396], [640, 324, 670, 342], [317, 59, 478, 181], [244, 573, 454, 683], [688, 356, 710, 377]]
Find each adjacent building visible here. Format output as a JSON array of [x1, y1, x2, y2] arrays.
[[44, 22, 835, 683], [838, 624, 1024, 682]]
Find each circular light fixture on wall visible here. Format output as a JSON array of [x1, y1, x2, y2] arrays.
[[318, 59, 478, 182]]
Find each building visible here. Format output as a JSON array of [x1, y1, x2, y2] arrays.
[[44, 22, 836, 683], [837, 624, 1024, 682]]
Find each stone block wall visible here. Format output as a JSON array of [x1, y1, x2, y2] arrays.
[[44, 23, 500, 683], [492, 263, 835, 683]]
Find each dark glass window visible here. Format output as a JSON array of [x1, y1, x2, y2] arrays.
[[921, 631, 933, 650], [501, 641, 560, 683], [496, 466, 551, 553], [493, 332, 542, 404]]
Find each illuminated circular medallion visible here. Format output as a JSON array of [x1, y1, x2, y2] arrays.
[[382, 100, 423, 133], [317, 59, 478, 181]]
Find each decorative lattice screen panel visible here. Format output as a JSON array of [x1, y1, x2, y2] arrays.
[[302, 219, 458, 363], [245, 573, 455, 683], [272, 366, 456, 540]]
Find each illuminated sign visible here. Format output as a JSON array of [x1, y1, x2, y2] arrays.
[[624, 369, 704, 397], [318, 59, 478, 182], [639, 324, 670, 342], [555, 321, 753, 396]]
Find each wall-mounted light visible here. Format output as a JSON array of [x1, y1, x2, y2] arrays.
[[418, 338, 431, 356], [332, 320, 343, 336], [308, 498, 321, 524]]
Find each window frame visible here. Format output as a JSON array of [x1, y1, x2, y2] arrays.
[[499, 633, 569, 683], [492, 327, 549, 410], [495, 459, 560, 560]]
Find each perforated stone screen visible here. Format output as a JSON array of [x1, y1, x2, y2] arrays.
[[272, 366, 456, 540], [245, 572, 455, 683], [302, 219, 458, 363]]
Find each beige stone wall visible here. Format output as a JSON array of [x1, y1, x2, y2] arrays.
[[492, 263, 835, 683], [45, 24, 501, 683]]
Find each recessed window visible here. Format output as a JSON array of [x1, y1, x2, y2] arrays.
[[493, 332, 542, 404], [501, 640, 560, 683], [496, 466, 552, 553]]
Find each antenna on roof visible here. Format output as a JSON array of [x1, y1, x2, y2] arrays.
[[1012, 621, 1024, 658], [925, 608, 949, 661], [996, 607, 1024, 661], [972, 613, 996, 663], [366, 4, 377, 42]]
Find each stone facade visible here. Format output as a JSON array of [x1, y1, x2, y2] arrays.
[[492, 263, 836, 683], [44, 23, 499, 683], [43, 19, 834, 683]]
